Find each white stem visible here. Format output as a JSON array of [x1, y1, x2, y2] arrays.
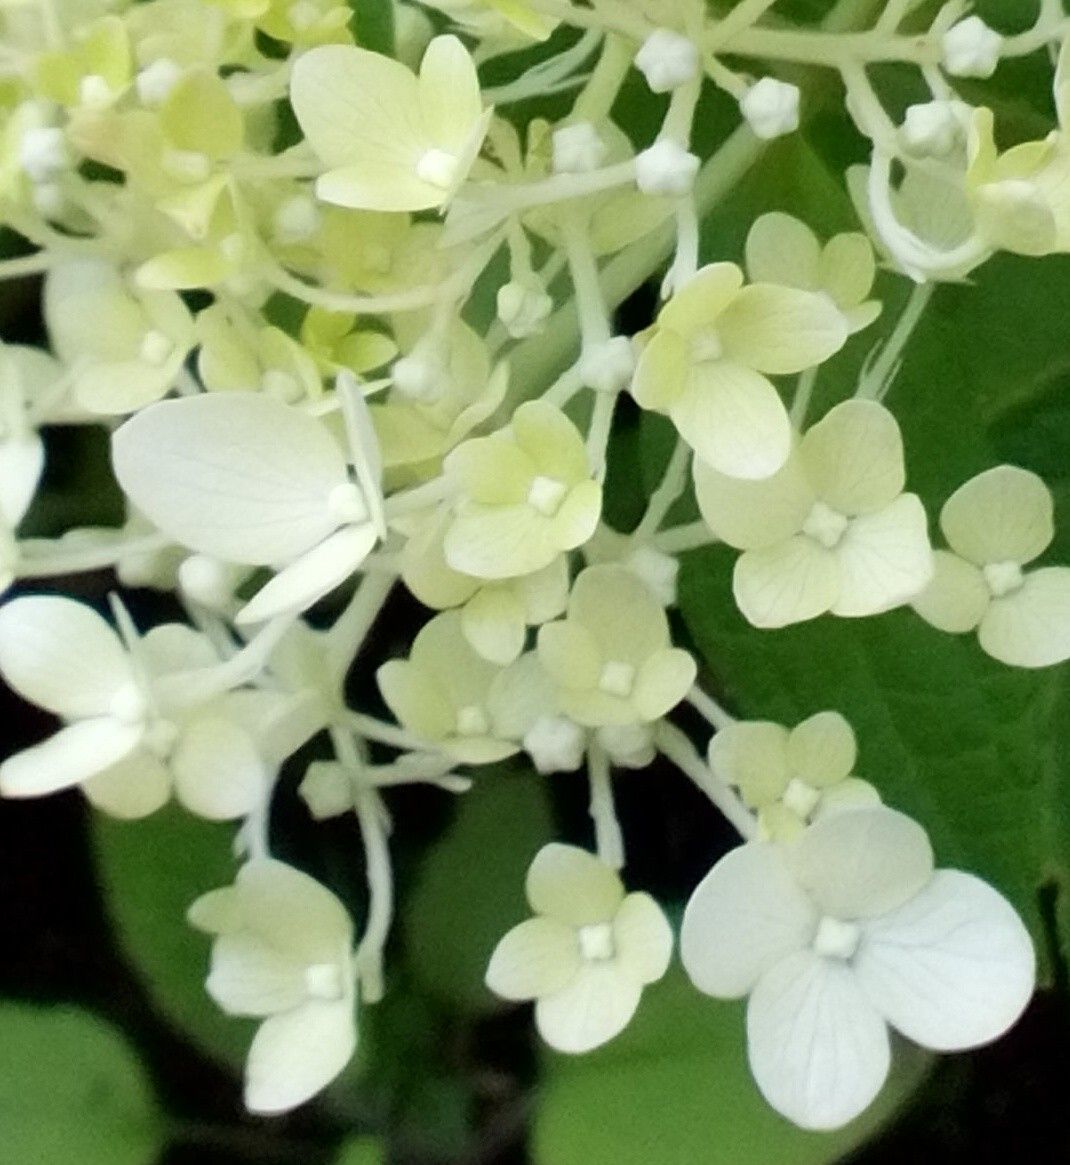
[[586, 388, 619, 480], [634, 440, 691, 539], [653, 519, 718, 555], [687, 686, 736, 730], [587, 743, 624, 869], [856, 282, 934, 401], [790, 366, 819, 427], [656, 722, 756, 839]]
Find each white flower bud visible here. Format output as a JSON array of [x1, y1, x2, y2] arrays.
[[626, 544, 679, 607], [299, 761, 353, 820], [635, 29, 700, 94], [635, 139, 700, 196], [579, 336, 636, 394], [32, 181, 65, 219], [178, 553, 243, 610], [19, 127, 69, 183], [597, 722, 655, 769], [739, 78, 800, 140], [136, 58, 183, 106], [274, 194, 322, 242], [497, 278, 553, 338], [392, 346, 448, 403], [78, 74, 113, 109], [942, 17, 1003, 79], [523, 715, 586, 773], [552, 122, 607, 174], [900, 101, 963, 157]]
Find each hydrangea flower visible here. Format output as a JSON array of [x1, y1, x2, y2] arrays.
[[694, 399, 933, 628], [681, 807, 1035, 1130], [744, 213, 882, 334], [710, 711, 879, 841], [0, 596, 314, 819], [912, 465, 1070, 667], [189, 860, 358, 1113], [290, 35, 492, 212], [536, 565, 696, 727], [443, 400, 602, 581], [0, 343, 61, 542], [631, 263, 849, 479], [486, 843, 672, 1053], [112, 386, 382, 624]]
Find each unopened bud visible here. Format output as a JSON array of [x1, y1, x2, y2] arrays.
[[635, 30, 700, 94], [740, 78, 800, 140]]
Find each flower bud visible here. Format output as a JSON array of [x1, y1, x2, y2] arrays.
[[579, 336, 635, 394], [523, 715, 586, 773], [497, 278, 553, 338], [597, 723, 656, 769], [899, 101, 963, 157], [942, 17, 1003, 79], [552, 122, 607, 174], [740, 78, 800, 140], [635, 29, 700, 94], [136, 58, 183, 106], [635, 139, 700, 196]]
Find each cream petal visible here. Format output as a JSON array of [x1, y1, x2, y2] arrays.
[[831, 494, 934, 617], [631, 328, 688, 412], [940, 465, 1054, 566], [732, 537, 839, 629], [418, 35, 483, 154], [0, 718, 143, 799], [708, 721, 792, 808], [568, 564, 667, 664], [979, 566, 1070, 668], [612, 892, 673, 985], [911, 549, 989, 634], [206, 933, 307, 1017], [717, 284, 849, 376], [245, 997, 357, 1114], [526, 843, 624, 926], [631, 649, 697, 721], [445, 505, 561, 580], [855, 870, 1035, 1051], [485, 917, 582, 1001], [657, 262, 743, 337], [820, 233, 877, 309], [376, 659, 455, 740], [747, 950, 890, 1131], [172, 717, 267, 821], [462, 585, 526, 665], [787, 711, 856, 789], [744, 212, 821, 289], [800, 399, 906, 515], [535, 962, 642, 1053], [0, 434, 44, 528], [693, 449, 815, 550], [82, 748, 172, 819], [789, 807, 934, 921], [681, 841, 817, 998], [671, 361, 792, 480], [235, 860, 353, 964]]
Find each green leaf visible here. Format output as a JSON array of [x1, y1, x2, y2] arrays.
[[677, 253, 1070, 973], [93, 807, 252, 1066], [403, 771, 554, 1012], [0, 1003, 165, 1165], [534, 970, 929, 1165], [348, 0, 394, 55], [335, 1135, 386, 1165]]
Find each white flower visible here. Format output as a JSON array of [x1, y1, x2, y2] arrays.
[[694, 399, 933, 627], [635, 29, 700, 94], [740, 78, 800, 140], [486, 843, 672, 1053], [912, 465, 1070, 667], [681, 807, 1035, 1130], [112, 378, 383, 624], [0, 343, 61, 542], [0, 596, 316, 819], [189, 860, 358, 1113], [942, 17, 1003, 80]]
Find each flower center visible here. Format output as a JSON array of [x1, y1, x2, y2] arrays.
[[983, 559, 1024, 598], [578, 921, 615, 962], [812, 916, 861, 961], [782, 777, 821, 819], [416, 147, 459, 190], [690, 328, 723, 364], [527, 475, 567, 517], [598, 660, 636, 698], [304, 961, 346, 1001], [803, 501, 850, 549], [456, 704, 489, 737]]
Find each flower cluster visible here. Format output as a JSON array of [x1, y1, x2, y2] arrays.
[[0, 0, 1064, 1135]]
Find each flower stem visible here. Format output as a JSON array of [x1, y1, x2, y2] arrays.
[[656, 722, 756, 839], [587, 742, 624, 868]]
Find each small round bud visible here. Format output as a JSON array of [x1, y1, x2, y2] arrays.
[[139, 330, 174, 366], [497, 279, 553, 339], [626, 544, 679, 608], [596, 723, 655, 770], [392, 347, 448, 403], [942, 16, 1003, 79], [261, 368, 304, 402], [739, 78, 800, 140], [635, 139, 700, 196], [110, 681, 149, 726], [136, 58, 183, 106], [635, 29, 700, 94], [179, 553, 242, 610], [299, 761, 353, 820], [274, 194, 321, 242], [19, 127, 70, 183], [900, 101, 962, 157], [327, 481, 369, 524], [78, 74, 113, 109], [32, 181, 65, 219], [552, 122, 607, 175], [579, 336, 636, 394], [523, 715, 586, 774]]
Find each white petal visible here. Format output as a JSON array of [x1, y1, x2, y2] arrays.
[[800, 399, 905, 515], [940, 465, 1054, 566], [535, 963, 641, 1053], [856, 870, 1034, 1051], [485, 917, 582, 1000], [979, 566, 1070, 668], [245, 997, 357, 1114], [790, 807, 934, 921], [787, 711, 856, 789], [112, 394, 349, 565], [526, 843, 624, 927], [693, 450, 814, 550], [708, 720, 791, 806], [732, 537, 839, 628], [612, 892, 673, 984], [0, 718, 143, 798], [172, 716, 267, 821], [235, 524, 377, 625], [747, 950, 890, 1131], [338, 371, 386, 539], [671, 361, 791, 481], [831, 494, 933, 617], [681, 842, 817, 998], [236, 860, 353, 963], [744, 212, 821, 289], [82, 749, 172, 819], [911, 549, 989, 634], [0, 595, 132, 717], [718, 284, 848, 376], [206, 934, 307, 1017], [0, 434, 44, 527], [462, 585, 526, 665]]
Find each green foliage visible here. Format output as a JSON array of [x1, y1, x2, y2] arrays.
[[93, 807, 251, 1067], [335, 1135, 386, 1165], [535, 970, 929, 1165], [0, 1003, 165, 1165]]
